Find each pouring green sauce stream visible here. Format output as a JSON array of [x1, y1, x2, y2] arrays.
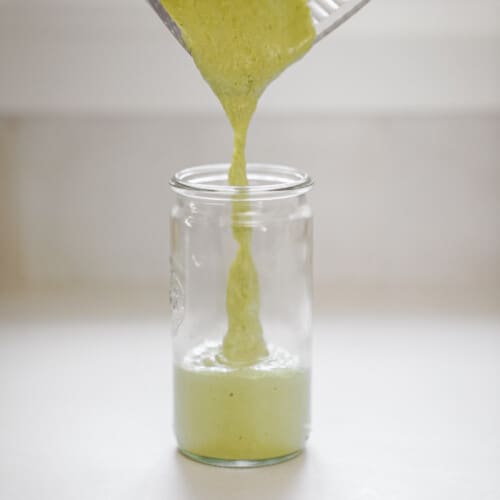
[[161, 0, 315, 364]]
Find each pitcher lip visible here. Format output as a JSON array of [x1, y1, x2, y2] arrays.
[[170, 164, 313, 199]]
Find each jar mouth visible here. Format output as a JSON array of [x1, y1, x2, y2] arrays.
[[170, 164, 313, 200]]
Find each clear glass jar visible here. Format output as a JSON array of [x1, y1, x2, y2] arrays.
[[169, 164, 313, 467]]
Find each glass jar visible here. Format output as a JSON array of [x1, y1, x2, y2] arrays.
[[169, 164, 313, 467]]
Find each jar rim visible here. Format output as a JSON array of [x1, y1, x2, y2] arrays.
[[170, 164, 313, 199]]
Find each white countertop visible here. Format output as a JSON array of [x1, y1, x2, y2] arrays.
[[1, 298, 499, 500]]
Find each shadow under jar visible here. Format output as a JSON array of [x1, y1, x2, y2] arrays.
[[170, 164, 313, 468]]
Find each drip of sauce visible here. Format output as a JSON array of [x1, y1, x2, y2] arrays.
[[161, 0, 315, 364]]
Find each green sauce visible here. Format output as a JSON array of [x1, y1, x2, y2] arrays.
[[161, 0, 315, 364], [160, 0, 315, 460], [175, 343, 310, 461]]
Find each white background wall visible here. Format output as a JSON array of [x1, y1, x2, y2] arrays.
[[1, 115, 499, 304], [1, 0, 499, 308]]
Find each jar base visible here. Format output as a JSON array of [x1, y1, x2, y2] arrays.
[[178, 448, 303, 468]]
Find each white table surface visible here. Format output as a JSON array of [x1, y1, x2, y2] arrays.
[[1, 299, 499, 500]]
